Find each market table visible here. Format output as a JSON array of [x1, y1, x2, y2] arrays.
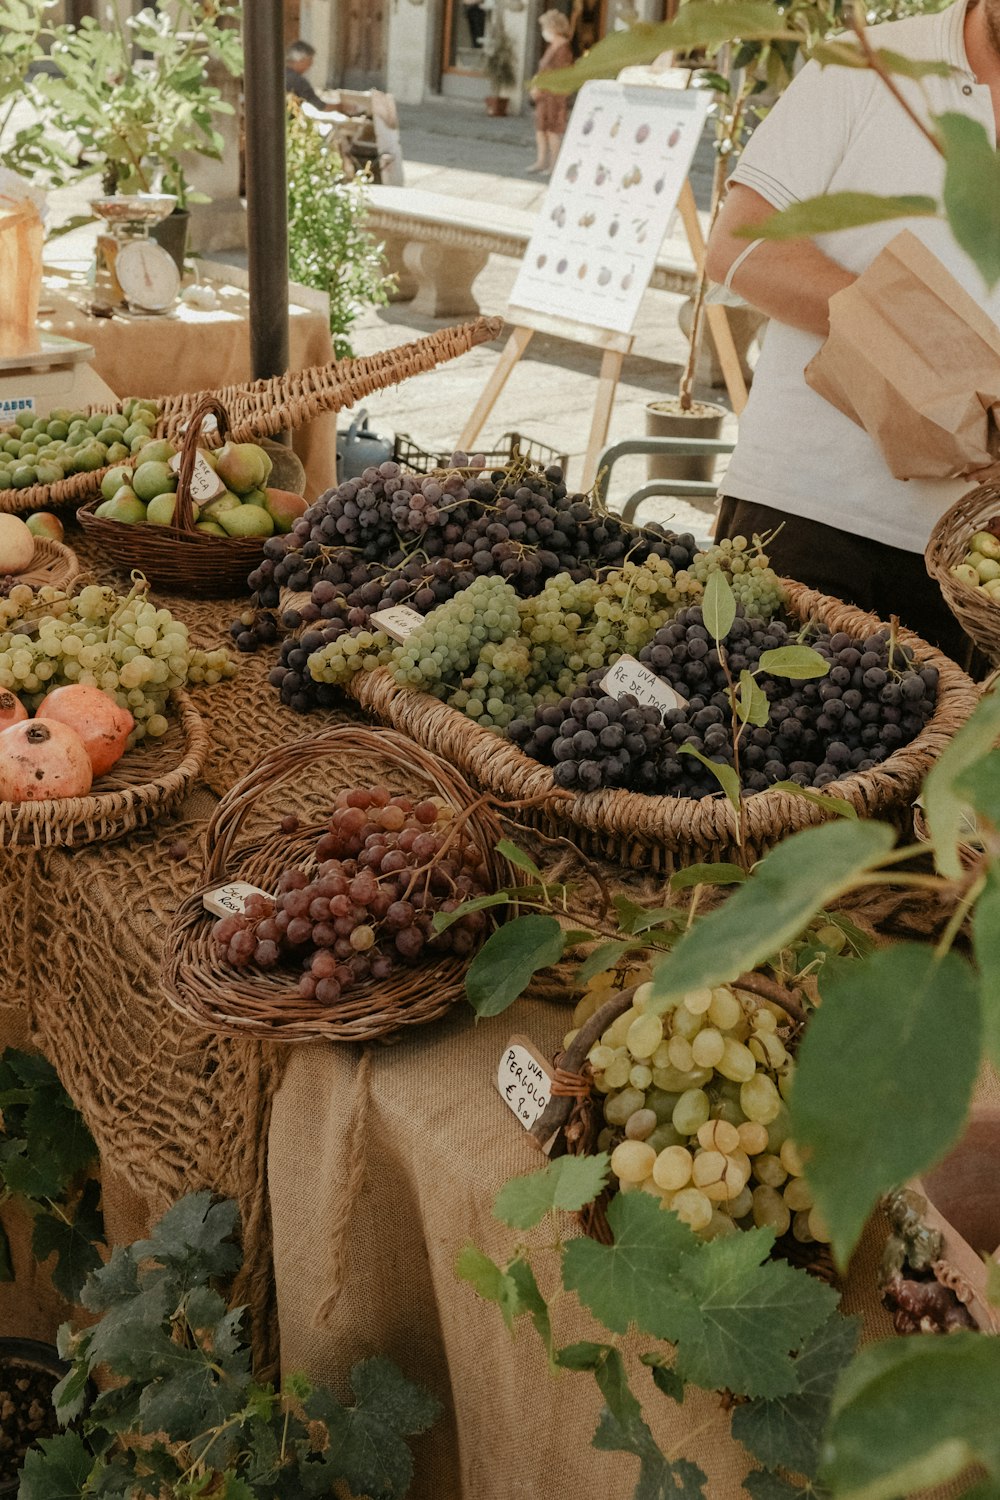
[[37, 263, 339, 500]]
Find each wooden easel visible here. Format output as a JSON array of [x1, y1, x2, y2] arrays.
[[458, 179, 748, 489]]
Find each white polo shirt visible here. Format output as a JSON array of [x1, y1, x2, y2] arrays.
[[722, 0, 999, 552]]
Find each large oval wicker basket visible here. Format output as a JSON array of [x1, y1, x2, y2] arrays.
[[0, 316, 502, 518], [77, 396, 267, 597], [161, 725, 514, 1044], [348, 581, 979, 872], [925, 482, 1000, 666], [0, 690, 207, 849]]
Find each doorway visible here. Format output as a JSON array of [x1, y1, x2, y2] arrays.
[[337, 0, 388, 90]]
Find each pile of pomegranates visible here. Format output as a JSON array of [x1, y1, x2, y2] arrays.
[[0, 684, 134, 803]]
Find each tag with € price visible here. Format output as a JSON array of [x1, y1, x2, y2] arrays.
[[370, 604, 423, 642], [497, 1035, 557, 1150]]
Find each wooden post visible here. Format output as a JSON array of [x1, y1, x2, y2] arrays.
[[458, 326, 534, 452]]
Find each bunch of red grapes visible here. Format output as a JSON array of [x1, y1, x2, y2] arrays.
[[211, 786, 493, 1004]]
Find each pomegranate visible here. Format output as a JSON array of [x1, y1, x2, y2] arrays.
[[0, 720, 93, 803], [0, 691, 28, 731], [36, 685, 134, 777]]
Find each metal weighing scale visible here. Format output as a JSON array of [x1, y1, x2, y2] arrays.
[[91, 193, 181, 314]]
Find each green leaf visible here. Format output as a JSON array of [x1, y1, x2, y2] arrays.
[[430, 891, 512, 934], [746, 192, 937, 242], [506, 1257, 554, 1362], [767, 783, 858, 818], [738, 669, 771, 728], [495, 839, 543, 880], [670, 863, 747, 891], [743, 1474, 818, 1500], [791, 945, 980, 1267], [563, 1190, 700, 1337], [31, 1177, 105, 1303], [922, 687, 1000, 877], [640, 1350, 685, 1404], [18, 1432, 95, 1500], [703, 569, 737, 645], [310, 1357, 440, 1500], [577, 939, 647, 983], [648, 820, 896, 1013], [973, 865, 1000, 1072], [823, 1332, 1000, 1499], [758, 646, 830, 681], [678, 744, 742, 811], [494, 1152, 610, 1229], [954, 749, 1000, 831], [732, 1312, 859, 1479], [465, 913, 565, 1017], [666, 1230, 838, 1398], [938, 111, 1000, 288], [51, 1359, 91, 1425], [556, 1341, 611, 1370], [456, 1245, 508, 1312], [811, 40, 956, 78], [133, 1190, 240, 1282], [593, 1402, 708, 1499]]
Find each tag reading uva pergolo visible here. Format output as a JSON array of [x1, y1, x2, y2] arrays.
[[497, 1035, 556, 1147], [169, 448, 226, 503], [203, 882, 270, 918], [600, 654, 687, 713], [370, 604, 423, 642]]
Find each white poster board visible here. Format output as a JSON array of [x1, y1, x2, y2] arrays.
[[510, 80, 712, 337]]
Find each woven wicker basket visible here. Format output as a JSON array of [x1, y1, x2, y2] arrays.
[[348, 581, 980, 872], [77, 395, 268, 597], [925, 483, 1000, 666], [161, 725, 513, 1044], [7, 537, 80, 594], [0, 690, 207, 849], [0, 316, 502, 518]]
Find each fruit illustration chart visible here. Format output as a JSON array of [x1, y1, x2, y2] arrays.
[[511, 81, 712, 336]]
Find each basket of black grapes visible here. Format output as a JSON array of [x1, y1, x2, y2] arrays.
[[161, 724, 516, 1043]]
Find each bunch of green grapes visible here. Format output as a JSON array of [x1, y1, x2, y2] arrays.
[[0, 580, 236, 740], [445, 637, 542, 731], [564, 978, 825, 1244], [681, 536, 786, 620], [307, 626, 394, 687], [389, 575, 522, 691]]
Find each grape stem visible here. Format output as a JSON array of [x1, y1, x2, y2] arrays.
[[527, 986, 638, 1151], [732, 970, 807, 1024]]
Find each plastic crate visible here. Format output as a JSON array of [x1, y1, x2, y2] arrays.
[[393, 430, 569, 475]]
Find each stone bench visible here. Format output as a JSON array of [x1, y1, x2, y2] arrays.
[[366, 184, 700, 319]]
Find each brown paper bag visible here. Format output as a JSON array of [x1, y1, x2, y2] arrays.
[[805, 230, 1000, 480], [0, 196, 44, 360]]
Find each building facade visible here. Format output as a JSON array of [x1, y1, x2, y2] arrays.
[[293, 0, 673, 112]]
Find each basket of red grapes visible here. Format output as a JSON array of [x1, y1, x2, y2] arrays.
[[161, 725, 514, 1042]]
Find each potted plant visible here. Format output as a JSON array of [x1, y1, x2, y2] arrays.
[[483, 17, 518, 116], [35, 1, 243, 269]]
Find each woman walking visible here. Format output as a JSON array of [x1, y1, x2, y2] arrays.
[[527, 10, 575, 174]]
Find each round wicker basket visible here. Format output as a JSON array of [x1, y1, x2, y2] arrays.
[[7, 537, 80, 594], [0, 316, 502, 518], [0, 690, 207, 849], [76, 395, 268, 597], [161, 725, 513, 1044], [925, 482, 1000, 666], [348, 581, 980, 872]]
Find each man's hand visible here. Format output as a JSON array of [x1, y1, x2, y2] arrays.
[[704, 183, 858, 339]]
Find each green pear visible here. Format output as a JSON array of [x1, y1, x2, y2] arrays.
[[241, 487, 269, 508], [219, 503, 274, 538], [25, 512, 65, 542], [200, 490, 242, 520], [101, 464, 134, 502], [132, 460, 177, 502], [196, 520, 228, 537], [200, 449, 219, 470], [137, 438, 176, 466], [146, 492, 200, 526], [96, 490, 148, 524], [214, 441, 272, 495], [264, 487, 308, 534]]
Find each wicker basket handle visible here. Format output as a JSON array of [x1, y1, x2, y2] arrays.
[[201, 725, 441, 882], [173, 395, 231, 535]]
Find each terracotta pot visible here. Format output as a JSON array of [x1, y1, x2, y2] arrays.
[[644, 398, 728, 484], [485, 96, 510, 117]]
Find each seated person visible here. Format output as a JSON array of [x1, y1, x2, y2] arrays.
[[285, 40, 358, 115]]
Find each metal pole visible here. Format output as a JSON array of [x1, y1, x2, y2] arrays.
[[243, 0, 290, 382]]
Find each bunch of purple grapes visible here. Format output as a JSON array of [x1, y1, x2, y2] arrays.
[[211, 786, 493, 1002]]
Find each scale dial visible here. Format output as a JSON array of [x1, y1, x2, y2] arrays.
[[116, 239, 180, 312]]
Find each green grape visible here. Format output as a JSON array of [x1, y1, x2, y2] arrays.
[[672, 1088, 710, 1136]]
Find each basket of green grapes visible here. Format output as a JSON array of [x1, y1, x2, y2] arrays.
[[0, 576, 234, 849]]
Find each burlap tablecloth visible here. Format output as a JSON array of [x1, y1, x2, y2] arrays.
[[38, 266, 339, 500]]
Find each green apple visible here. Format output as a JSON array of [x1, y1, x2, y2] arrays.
[[101, 464, 134, 502], [196, 520, 228, 536], [96, 490, 148, 524], [146, 492, 200, 526], [132, 460, 177, 503], [200, 490, 242, 521], [264, 487, 308, 533], [219, 503, 274, 538]]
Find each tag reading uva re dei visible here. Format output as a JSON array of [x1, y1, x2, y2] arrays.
[[600, 655, 687, 713]]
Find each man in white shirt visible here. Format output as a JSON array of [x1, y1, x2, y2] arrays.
[[704, 0, 1000, 660]]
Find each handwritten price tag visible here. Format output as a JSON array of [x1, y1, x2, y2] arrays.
[[370, 604, 423, 642], [203, 882, 271, 918], [169, 449, 225, 503], [600, 655, 687, 714], [497, 1035, 555, 1132]]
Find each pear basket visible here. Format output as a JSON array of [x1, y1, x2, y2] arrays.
[[0, 690, 207, 850], [161, 725, 513, 1044], [346, 583, 979, 873], [0, 317, 502, 519], [925, 482, 1000, 667]]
